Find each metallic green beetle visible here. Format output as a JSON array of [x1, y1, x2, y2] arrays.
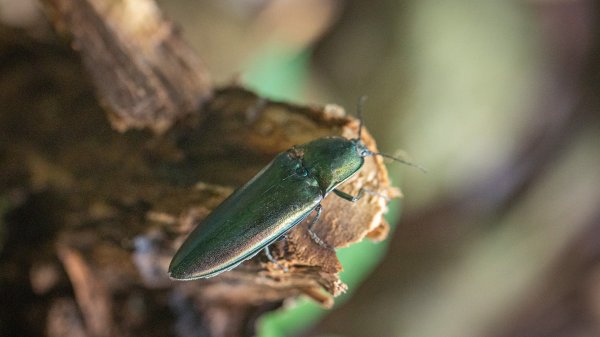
[[168, 102, 420, 280]]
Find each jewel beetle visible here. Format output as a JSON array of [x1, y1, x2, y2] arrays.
[[168, 99, 422, 280]]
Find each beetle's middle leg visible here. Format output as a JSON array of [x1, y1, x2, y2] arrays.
[[275, 234, 290, 257], [263, 246, 288, 272], [307, 205, 333, 249]]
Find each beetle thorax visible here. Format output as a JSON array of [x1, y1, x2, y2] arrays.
[[292, 137, 365, 194]]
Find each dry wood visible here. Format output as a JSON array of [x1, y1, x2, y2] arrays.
[[0, 0, 398, 336], [44, 0, 212, 133]]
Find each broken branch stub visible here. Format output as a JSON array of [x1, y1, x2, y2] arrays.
[[20, 0, 401, 334], [45, 87, 400, 336], [44, 0, 213, 133], [57, 86, 399, 306]]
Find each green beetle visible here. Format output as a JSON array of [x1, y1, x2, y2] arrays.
[[169, 100, 420, 280]]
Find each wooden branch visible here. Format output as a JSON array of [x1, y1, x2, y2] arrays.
[[43, 0, 212, 133], [0, 1, 398, 336], [50, 85, 398, 310]]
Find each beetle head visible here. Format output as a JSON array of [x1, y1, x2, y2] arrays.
[[294, 97, 425, 194], [295, 137, 365, 194]]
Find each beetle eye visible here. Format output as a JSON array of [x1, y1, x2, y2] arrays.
[[355, 141, 371, 157], [295, 166, 308, 177]]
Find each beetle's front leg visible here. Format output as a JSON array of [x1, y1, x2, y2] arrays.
[[334, 188, 390, 202], [307, 205, 333, 249], [333, 188, 364, 202]]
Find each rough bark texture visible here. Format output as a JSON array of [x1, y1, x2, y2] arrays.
[[45, 0, 213, 133], [0, 0, 398, 336]]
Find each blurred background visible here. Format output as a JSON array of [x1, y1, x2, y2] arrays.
[[2, 0, 600, 336]]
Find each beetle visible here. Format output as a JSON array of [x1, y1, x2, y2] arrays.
[[168, 99, 422, 280]]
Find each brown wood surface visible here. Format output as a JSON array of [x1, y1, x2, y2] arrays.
[[0, 0, 398, 336]]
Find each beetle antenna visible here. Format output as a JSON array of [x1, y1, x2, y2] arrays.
[[356, 95, 367, 140], [352, 97, 425, 173], [371, 152, 428, 173]]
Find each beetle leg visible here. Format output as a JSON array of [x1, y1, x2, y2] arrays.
[[334, 188, 390, 202], [263, 246, 288, 272], [362, 188, 391, 202], [333, 188, 364, 202], [276, 234, 290, 256], [307, 205, 333, 249]]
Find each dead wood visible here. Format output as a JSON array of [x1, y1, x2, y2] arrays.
[[0, 1, 398, 336]]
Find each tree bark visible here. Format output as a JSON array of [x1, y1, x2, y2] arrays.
[[0, 1, 397, 336]]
